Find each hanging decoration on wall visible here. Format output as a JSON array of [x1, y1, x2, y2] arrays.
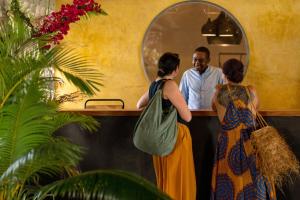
[[201, 11, 242, 45]]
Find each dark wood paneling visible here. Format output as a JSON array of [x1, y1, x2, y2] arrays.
[[56, 116, 300, 200]]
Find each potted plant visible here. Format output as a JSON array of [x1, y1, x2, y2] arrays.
[[0, 1, 170, 199]]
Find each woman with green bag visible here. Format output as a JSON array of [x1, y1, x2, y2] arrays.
[[137, 52, 196, 200]]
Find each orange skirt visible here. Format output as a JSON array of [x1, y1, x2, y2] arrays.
[[153, 123, 196, 200]]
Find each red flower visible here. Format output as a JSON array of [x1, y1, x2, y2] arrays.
[[37, 0, 103, 46]]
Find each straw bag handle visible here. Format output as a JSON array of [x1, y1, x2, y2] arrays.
[[244, 87, 268, 127], [226, 84, 255, 127]]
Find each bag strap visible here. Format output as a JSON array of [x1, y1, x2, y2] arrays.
[[148, 79, 167, 99], [244, 86, 268, 127], [158, 78, 171, 89], [158, 79, 167, 90], [156, 79, 172, 98], [226, 84, 257, 128]]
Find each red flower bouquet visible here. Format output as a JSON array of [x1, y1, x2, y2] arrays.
[[37, 0, 105, 46]]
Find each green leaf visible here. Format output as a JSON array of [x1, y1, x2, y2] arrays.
[[0, 138, 83, 185], [34, 170, 171, 200], [0, 86, 55, 174], [100, 9, 108, 16], [0, 16, 103, 107], [46, 111, 100, 135], [50, 47, 103, 95], [0, 4, 170, 200]]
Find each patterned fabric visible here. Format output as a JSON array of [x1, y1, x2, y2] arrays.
[[211, 88, 276, 200], [217, 85, 254, 108]]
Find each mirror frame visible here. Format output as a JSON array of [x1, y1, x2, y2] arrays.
[[141, 0, 250, 82]]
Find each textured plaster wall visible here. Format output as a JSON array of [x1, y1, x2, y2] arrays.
[[56, 0, 300, 110]]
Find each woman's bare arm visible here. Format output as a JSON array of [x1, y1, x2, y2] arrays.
[[211, 93, 217, 111], [163, 80, 192, 122], [247, 85, 259, 109], [136, 92, 149, 109], [211, 85, 221, 111]]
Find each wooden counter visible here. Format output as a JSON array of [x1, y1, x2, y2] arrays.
[[60, 109, 300, 116]]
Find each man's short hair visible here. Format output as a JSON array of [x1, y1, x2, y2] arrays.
[[194, 46, 210, 59]]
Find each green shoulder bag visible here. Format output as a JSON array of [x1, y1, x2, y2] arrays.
[[133, 83, 178, 156]]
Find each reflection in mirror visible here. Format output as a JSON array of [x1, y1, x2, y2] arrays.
[[142, 1, 249, 82]]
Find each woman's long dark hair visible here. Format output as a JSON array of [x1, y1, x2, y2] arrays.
[[222, 58, 244, 83], [157, 52, 180, 77]]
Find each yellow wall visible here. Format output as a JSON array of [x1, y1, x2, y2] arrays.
[[56, 0, 300, 110]]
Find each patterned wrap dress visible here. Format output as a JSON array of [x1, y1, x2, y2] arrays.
[[211, 84, 276, 200]]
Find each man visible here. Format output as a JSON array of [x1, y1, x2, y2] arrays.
[[179, 47, 224, 109]]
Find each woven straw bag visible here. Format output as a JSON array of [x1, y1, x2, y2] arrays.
[[227, 85, 299, 187], [250, 109, 299, 187]]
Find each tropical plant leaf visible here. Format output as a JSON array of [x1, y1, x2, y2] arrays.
[[48, 112, 100, 134], [0, 4, 170, 200], [34, 170, 171, 200], [49, 47, 103, 95], [0, 80, 99, 175], [0, 15, 34, 58], [0, 138, 83, 184], [0, 40, 53, 107], [0, 84, 101, 200], [0, 85, 55, 175], [0, 15, 103, 108]]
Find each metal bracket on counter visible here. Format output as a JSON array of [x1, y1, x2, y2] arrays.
[[84, 99, 125, 109]]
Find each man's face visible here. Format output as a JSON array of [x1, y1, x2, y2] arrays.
[[192, 51, 209, 70]]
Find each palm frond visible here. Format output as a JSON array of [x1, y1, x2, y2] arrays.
[[48, 112, 100, 134], [0, 15, 103, 107], [0, 56, 45, 105], [10, 0, 35, 32], [0, 36, 55, 107], [0, 85, 55, 174], [34, 170, 171, 200], [0, 15, 33, 58], [49, 47, 103, 95], [0, 138, 83, 184], [0, 79, 100, 174]]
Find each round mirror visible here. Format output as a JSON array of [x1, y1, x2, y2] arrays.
[[142, 1, 249, 82]]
